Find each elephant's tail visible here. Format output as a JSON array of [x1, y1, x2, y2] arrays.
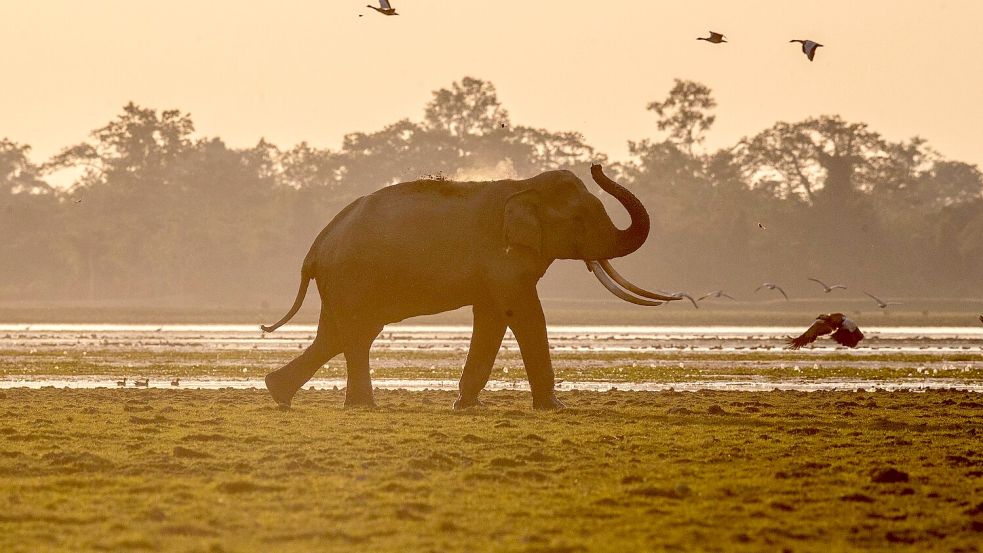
[[261, 268, 312, 333]]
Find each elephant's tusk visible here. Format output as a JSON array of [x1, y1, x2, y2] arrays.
[[597, 259, 683, 302], [588, 261, 664, 306]]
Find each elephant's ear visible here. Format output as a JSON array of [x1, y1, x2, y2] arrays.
[[503, 189, 542, 255]]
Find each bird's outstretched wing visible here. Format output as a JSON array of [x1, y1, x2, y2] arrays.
[[807, 47, 817, 61], [807, 277, 828, 289], [697, 292, 712, 301], [721, 293, 736, 301], [754, 285, 764, 292], [675, 293, 699, 309], [379, 0, 392, 9], [710, 32, 724, 40], [831, 326, 864, 348], [863, 291, 884, 304], [786, 319, 835, 350], [775, 286, 789, 300], [831, 284, 847, 291]]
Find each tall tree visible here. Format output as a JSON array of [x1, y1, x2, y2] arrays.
[[645, 79, 716, 155]]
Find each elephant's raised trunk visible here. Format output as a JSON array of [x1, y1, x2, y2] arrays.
[[590, 163, 650, 259]]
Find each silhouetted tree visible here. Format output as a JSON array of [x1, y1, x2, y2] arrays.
[[645, 79, 716, 155]]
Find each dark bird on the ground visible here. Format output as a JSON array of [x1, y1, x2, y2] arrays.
[[755, 283, 789, 300], [170, 378, 180, 387], [366, 0, 398, 15], [979, 315, 983, 325], [698, 31, 727, 44], [698, 290, 736, 301], [787, 313, 864, 350], [135, 378, 149, 387], [116, 378, 126, 387], [757, 222, 766, 230], [790, 39, 823, 61], [864, 291, 901, 309], [807, 277, 846, 293]]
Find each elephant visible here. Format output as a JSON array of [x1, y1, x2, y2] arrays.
[[261, 164, 681, 410]]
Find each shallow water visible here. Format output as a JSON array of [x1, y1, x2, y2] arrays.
[[2, 323, 982, 354]]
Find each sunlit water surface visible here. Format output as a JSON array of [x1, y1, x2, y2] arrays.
[[2, 324, 981, 392]]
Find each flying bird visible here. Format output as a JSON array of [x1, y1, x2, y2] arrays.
[[979, 315, 983, 325], [790, 39, 823, 61], [755, 283, 789, 300], [807, 277, 847, 293], [786, 313, 864, 349], [698, 290, 736, 301], [675, 292, 699, 309], [864, 291, 902, 309], [366, 0, 398, 15], [697, 31, 727, 44]]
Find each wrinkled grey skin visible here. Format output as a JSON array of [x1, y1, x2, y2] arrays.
[[262, 164, 654, 410]]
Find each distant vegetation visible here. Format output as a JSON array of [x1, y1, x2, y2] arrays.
[[2, 77, 981, 305]]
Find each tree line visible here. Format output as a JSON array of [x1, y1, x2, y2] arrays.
[[2, 77, 981, 305]]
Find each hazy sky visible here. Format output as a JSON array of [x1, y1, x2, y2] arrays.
[[2, 1, 982, 170]]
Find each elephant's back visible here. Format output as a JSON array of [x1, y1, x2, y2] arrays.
[[305, 180, 505, 320]]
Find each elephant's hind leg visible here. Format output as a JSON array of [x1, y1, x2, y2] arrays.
[[343, 326, 382, 408], [264, 313, 341, 408]]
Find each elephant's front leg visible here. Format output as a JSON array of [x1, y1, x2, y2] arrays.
[[455, 303, 507, 409], [504, 288, 564, 410]]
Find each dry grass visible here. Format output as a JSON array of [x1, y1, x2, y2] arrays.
[[1, 388, 981, 552]]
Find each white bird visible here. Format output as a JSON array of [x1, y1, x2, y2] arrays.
[[755, 283, 789, 300], [366, 0, 398, 15], [807, 277, 847, 293], [864, 291, 901, 309], [698, 290, 736, 302], [790, 39, 823, 61], [697, 31, 727, 44]]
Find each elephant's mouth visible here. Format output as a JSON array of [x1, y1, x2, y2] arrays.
[[586, 259, 683, 307]]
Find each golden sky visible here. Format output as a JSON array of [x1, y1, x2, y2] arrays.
[[2, 0, 981, 169]]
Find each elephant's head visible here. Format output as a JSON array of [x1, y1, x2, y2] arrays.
[[503, 164, 682, 306]]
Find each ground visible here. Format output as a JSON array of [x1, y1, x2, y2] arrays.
[[1, 388, 981, 552]]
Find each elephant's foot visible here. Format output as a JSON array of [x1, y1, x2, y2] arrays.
[[532, 393, 565, 411], [453, 395, 485, 410], [265, 372, 297, 409], [344, 391, 377, 409]]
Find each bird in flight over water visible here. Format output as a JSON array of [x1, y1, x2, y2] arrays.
[[790, 39, 823, 61], [367, 0, 398, 15], [697, 31, 727, 44], [807, 277, 846, 293], [864, 291, 902, 309], [755, 283, 789, 300], [698, 290, 736, 301], [787, 313, 864, 349]]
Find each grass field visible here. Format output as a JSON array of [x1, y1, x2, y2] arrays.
[[1, 387, 981, 552]]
